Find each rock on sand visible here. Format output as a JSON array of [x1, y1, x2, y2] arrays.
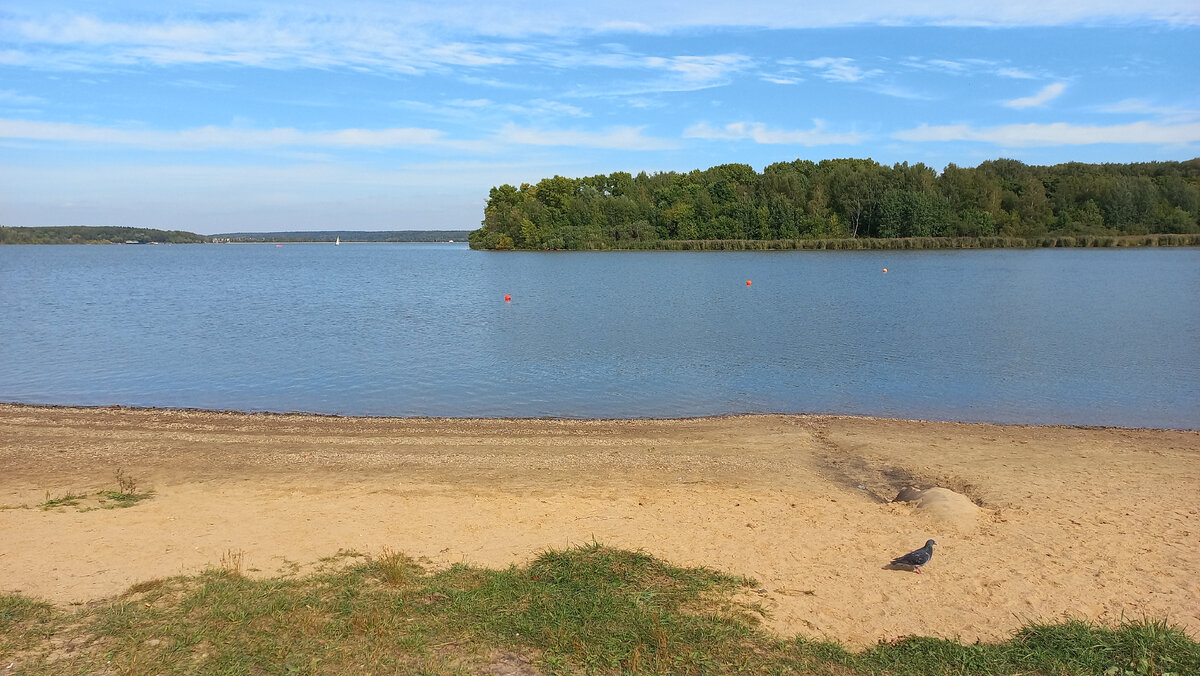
[[893, 486, 982, 530]]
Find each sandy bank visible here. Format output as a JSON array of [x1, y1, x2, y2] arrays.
[[1, 404, 1196, 646]]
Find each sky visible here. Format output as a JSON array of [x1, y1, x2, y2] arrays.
[[1, 1, 1198, 234]]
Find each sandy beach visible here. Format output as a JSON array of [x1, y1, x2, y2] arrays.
[[1, 403, 1196, 647]]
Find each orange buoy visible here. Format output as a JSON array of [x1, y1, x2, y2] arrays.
[[882, 268, 888, 273], [746, 280, 752, 286], [504, 294, 511, 302]]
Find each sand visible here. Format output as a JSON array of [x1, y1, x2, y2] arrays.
[[1, 404, 1197, 646]]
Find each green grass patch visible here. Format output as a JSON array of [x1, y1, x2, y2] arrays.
[[38, 490, 87, 510], [3, 544, 1196, 675], [37, 469, 154, 512]]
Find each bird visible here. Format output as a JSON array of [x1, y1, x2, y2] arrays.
[[890, 539, 936, 573]]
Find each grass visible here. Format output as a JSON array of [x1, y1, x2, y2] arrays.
[[38, 490, 86, 510], [375, 547, 418, 585], [35, 468, 155, 512], [2, 544, 1195, 675]]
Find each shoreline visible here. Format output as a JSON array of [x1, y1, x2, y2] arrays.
[[2, 403, 1197, 646], [2, 400, 1193, 433]]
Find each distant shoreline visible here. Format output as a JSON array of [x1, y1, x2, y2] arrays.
[[7, 225, 1198, 249], [0, 225, 470, 245]]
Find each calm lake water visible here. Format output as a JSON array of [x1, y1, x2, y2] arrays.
[[1, 243, 1197, 428]]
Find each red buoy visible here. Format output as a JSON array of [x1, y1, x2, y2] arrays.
[[504, 294, 511, 302], [746, 280, 752, 286]]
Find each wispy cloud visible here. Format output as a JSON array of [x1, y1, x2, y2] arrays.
[[804, 57, 879, 83], [555, 51, 752, 95], [684, 120, 868, 145], [869, 83, 930, 100], [0, 118, 454, 149], [594, 20, 655, 33], [649, 54, 750, 85], [496, 123, 678, 150], [1004, 82, 1067, 109], [0, 89, 45, 106], [4, 3, 1198, 78], [899, 57, 1042, 80], [995, 67, 1036, 79], [43, 0, 1185, 41], [899, 57, 970, 74], [893, 120, 1200, 146], [395, 98, 588, 120], [4, 13, 512, 73], [1097, 99, 1200, 123]]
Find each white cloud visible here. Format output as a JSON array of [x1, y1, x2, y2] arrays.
[[407, 0, 1200, 33], [548, 52, 751, 97], [0, 49, 33, 66], [684, 120, 868, 146], [1097, 99, 1199, 123], [893, 120, 1200, 146], [423, 42, 512, 67], [395, 98, 588, 120], [0, 89, 44, 106], [995, 67, 1036, 79], [920, 59, 969, 73], [1004, 82, 1067, 109], [655, 54, 750, 84], [900, 57, 1044, 81], [527, 100, 588, 117], [549, 51, 751, 94], [496, 123, 678, 150], [0, 118, 452, 149], [3, 12, 509, 73], [595, 20, 654, 33], [804, 57, 879, 83], [4, 2, 1198, 78], [48, 0, 1190, 37], [869, 84, 930, 100]]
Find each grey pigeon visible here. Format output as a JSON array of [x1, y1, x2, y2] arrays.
[[890, 539, 936, 573]]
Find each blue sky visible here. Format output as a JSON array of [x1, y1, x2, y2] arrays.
[[2, 1, 1198, 233]]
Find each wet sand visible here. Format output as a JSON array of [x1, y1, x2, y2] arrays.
[[1, 404, 1196, 646]]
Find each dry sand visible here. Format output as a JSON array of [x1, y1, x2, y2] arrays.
[[1, 403, 1197, 646]]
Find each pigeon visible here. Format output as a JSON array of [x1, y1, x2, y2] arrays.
[[890, 539, 936, 573]]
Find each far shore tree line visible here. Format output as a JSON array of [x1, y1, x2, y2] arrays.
[[0, 226, 208, 245], [469, 158, 1200, 250], [0, 227, 470, 245]]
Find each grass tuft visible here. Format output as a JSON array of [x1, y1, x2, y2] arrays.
[[374, 547, 418, 585], [218, 549, 246, 577], [39, 490, 85, 510], [37, 469, 154, 512]]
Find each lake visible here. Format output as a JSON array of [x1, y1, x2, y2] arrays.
[[1, 243, 1197, 429]]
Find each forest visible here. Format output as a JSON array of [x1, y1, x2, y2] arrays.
[[211, 230, 469, 243], [0, 226, 207, 245], [469, 158, 1200, 250], [0, 227, 471, 245]]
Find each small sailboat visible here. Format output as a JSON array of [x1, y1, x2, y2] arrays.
[[335, 236, 340, 246]]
